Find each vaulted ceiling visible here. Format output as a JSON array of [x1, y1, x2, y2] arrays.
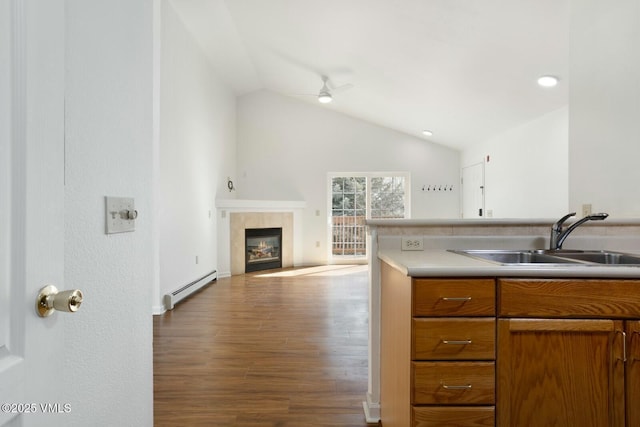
[[170, 0, 569, 150]]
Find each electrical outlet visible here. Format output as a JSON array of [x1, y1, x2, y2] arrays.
[[401, 237, 424, 251], [582, 204, 592, 216]]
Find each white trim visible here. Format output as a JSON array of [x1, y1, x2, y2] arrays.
[[364, 227, 381, 423], [152, 305, 166, 315], [151, 0, 163, 323], [215, 199, 306, 209], [362, 399, 381, 423]]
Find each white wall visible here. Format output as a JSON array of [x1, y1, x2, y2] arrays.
[[460, 0, 640, 220], [158, 0, 236, 304], [236, 90, 460, 265], [569, 0, 640, 217], [461, 106, 569, 218], [64, 1, 154, 425]]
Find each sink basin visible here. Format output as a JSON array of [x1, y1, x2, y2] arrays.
[[449, 250, 581, 265], [543, 250, 640, 265], [449, 249, 640, 266]]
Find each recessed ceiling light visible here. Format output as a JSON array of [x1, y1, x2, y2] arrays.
[[422, 130, 433, 137], [537, 75, 559, 88]]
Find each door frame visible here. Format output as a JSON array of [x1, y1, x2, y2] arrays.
[[461, 161, 485, 218], [327, 172, 411, 263]]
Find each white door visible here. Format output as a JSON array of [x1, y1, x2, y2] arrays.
[[1, 1, 67, 425], [461, 162, 485, 218]]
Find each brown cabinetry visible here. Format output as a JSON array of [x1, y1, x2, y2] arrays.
[[380, 262, 495, 427], [380, 264, 640, 427], [498, 278, 640, 427], [627, 321, 640, 425]]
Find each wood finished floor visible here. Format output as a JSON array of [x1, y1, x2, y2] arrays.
[[154, 265, 376, 427]]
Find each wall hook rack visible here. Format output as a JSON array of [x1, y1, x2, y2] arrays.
[[422, 184, 454, 192]]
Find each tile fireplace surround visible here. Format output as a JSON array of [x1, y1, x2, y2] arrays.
[[215, 200, 306, 277], [231, 212, 291, 275]]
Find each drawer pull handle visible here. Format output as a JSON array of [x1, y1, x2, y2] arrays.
[[441, 339, 472, 345], [441, 382, 472, 390], [617, 330, 627, 362], [441, 297, 472, 302]]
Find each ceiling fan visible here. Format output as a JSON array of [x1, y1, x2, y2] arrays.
[[299, 75, 354, 104]]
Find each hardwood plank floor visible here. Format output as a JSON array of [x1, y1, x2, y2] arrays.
[[154, 265, 376, 427]]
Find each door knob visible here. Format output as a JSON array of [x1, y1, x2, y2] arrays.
[[36, 285, 84, 317]]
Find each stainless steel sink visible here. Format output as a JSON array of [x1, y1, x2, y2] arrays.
[[449, 249, 640, 266], [449, 249, 581, 265], [542, 250, 640, 265]]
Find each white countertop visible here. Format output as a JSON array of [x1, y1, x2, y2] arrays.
[[368, 218, 640, 227], [378, 249, 640, 278]]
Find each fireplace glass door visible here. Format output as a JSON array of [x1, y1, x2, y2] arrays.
[[245, 227, 282, 272]]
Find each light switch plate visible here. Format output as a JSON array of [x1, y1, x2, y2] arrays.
[[105, 196, 136, 234]]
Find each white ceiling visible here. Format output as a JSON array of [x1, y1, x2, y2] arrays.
[[170, 0, 569, 151]]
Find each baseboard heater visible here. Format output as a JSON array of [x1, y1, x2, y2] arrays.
[[164, 270, 217, 310]]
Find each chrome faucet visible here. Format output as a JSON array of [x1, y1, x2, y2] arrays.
[[550, 212, 609, 250]]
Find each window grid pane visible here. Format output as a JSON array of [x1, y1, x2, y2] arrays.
[[331, 177, 367, 256], [331, 175, 406, 257], [370, 176, 405, 219]]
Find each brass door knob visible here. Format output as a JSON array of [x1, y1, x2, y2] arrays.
[[36, 285, 84, 317]]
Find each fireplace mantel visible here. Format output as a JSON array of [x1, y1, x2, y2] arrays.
[[215, 199, 306, 277], [216, 199, 307, 210]]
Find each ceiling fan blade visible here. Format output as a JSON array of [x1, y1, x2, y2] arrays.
[[329, 83, 354, 94]]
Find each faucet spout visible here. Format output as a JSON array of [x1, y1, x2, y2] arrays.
[[550, 212, 609, 250]]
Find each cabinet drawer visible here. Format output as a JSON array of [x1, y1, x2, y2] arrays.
[[499, 279, 640, 318], [413, 279, 495, 317], [413, 318, 495, 360], [412, 406, 495, 427], [412, 361, 495, 405]]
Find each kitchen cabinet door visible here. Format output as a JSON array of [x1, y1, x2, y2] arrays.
[[627, 321, 640, 427], [497, 319, 625, 427]]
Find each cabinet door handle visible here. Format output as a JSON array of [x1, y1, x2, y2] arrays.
[[441, 382, 472, 390], [616, 330, 627, 362], [441, 297, 472, 302], [441, 339, 472, 345]]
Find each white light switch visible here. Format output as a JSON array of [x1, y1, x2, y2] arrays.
[[105, 196, 137, 234]]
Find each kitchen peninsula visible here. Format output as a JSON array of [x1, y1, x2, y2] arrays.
[[364, 218, 640, 426]]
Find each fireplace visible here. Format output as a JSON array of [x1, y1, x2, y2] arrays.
[[245, 227, 282, 272]]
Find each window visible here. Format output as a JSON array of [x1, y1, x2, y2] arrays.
[[331, 177, 367, 257], [329, 173, 410, 259], [370, 176, 407, 219]]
